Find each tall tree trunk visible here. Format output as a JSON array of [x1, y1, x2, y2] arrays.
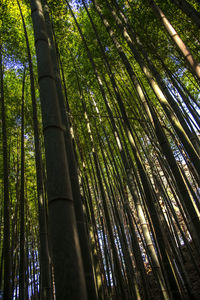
[[19, 69, 26, 300], [0, 46, 11, 300], [30, 0, 87, 299], [17, 1, 52, 298], [41, 1, 97, 298]]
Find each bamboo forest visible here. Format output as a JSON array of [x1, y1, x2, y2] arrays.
[[1, 0, 200, 299]]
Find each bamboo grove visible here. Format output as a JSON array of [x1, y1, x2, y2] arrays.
[[1, 0, 200, 299]]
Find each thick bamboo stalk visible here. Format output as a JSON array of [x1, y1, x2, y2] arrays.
[[30, 0, 87, 298]]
